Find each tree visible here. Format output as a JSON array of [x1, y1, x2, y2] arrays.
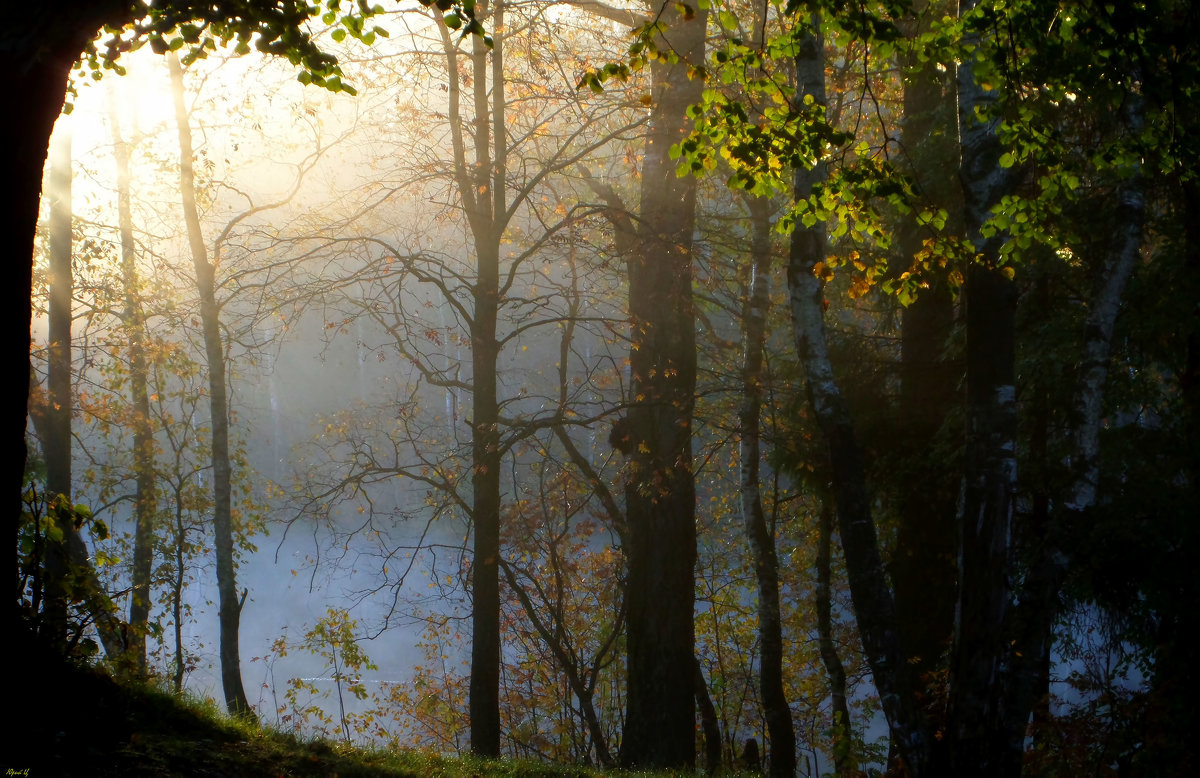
[[108, 94, 158, 675], [167, 51, 253, 716], [40, 123, 76, 649], [674, 0, 1186, 774], [738, 194, 796, 777], [579, 0, 709, 765], [279, 2, 639, 758], [25, 123, 130, 662]]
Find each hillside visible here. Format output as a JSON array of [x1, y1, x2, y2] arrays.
[[5, 639, 600, 778]]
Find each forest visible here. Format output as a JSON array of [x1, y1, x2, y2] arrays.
[[9, 0, 1199, 776]]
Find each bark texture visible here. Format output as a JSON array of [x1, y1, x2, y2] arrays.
[[618, 1, 707, 768]]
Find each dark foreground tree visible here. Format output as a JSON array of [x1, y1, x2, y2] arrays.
[[611, 2, 708, 768], [576, 0, 710, 766]]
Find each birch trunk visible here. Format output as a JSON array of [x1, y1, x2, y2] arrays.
[[787, 17, 933, 774]]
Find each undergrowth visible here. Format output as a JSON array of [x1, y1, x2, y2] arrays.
[[4, 647, 698, 777]]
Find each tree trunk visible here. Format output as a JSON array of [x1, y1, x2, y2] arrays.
[[618, 2, 707, 769], [816, 498, 854, 776], [787, 18, 933, 774], [110, 99, 157, 676], [7, 0, 132, 646], [168, 53, 252, 717], [740, 195, 796, 777], [41, 124, 74, 649], [694, 656, 723, 773], [474, 7, 504, 756], [31, 123, 126, 660], [891, 0, 959, 726], [173, 491, 187, 695], [435, 3, 507, 753], [946, 0, 1021, 770], [5, 7, 75, 625]]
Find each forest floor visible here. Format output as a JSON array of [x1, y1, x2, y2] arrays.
[[4, 645, 606, 778]]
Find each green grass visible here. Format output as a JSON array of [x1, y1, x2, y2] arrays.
[[5, 650, 679, 777]]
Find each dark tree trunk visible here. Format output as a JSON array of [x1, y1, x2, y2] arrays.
[[947, 265, 1017, 777], [740, 195, 796, 778], [434, 3, 507, 753], [787, 18, 934, 774], [168, 54, 252, 717], [110, 101, 157, 676], [173, 492, 187, 694], [816, 498, 854, 776], [5, 12, 75, 625], [469, 7, 505, 755], [694, 656, 723, 773], [891, 0, 960, 727], [946, 0, 1022, 770], [469, 232, 502, 758], [618, 2, 707, 769], [5, 0, 129, 641]]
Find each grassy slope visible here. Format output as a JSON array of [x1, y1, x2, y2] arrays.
[[5, 641, 603, 777]]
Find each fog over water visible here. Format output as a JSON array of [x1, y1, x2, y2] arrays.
[[37, 30, 632, 743]]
